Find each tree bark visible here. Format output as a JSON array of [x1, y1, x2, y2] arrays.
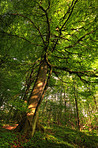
[[16, 60, 49, 137]]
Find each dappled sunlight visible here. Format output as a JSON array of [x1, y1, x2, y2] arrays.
[[31, 95, 38, 99], [38, 82, 43, 87], [3, 124, 18, 130], [28, 104, 36, 109]]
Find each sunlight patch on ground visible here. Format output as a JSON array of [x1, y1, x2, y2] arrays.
[[2, 124, 18, 130]]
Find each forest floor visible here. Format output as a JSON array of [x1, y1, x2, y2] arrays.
[[0, 123, 97, 148]]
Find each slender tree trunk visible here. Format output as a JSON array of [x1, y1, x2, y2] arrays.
[[42, 100, 47, 115], [60, 90, 63, 122], [64, 89, 67, 123], [73, 82, 80, 130], [16, 60, 49, 137]]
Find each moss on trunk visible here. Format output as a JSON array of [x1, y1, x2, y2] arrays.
[[16, 60, 49, 137]]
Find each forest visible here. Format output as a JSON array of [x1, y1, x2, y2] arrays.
[[0, 0, 98, 147]]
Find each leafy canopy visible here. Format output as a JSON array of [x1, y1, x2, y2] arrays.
[[0, 0, 98, 104]]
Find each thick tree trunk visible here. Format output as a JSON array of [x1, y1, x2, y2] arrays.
[[16, 60, 49, 137]]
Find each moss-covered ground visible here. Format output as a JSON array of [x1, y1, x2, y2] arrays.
[[0, 123, 97, 148]]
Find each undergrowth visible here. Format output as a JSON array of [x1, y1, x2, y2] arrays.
[[0, 124, 97, 148]]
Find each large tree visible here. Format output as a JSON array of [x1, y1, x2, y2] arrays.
[[0, 0, 97, 137]]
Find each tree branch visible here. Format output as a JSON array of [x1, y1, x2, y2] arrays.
[[53, 65, 98, 77], [51, 0, 78, 52], [60, 0, 79, 32], [52, 55, 68, 60], [60, 0, 76, 21], [1, 30, 43, 47], [77, 73, 98, 84], [64, 29, 97, 49], [7, 13, 46, 46], [53, 71, 69, 84], [38, 5, 50, 46]]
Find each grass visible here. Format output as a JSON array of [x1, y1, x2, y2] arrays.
[[0, 124, 97, 148]]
